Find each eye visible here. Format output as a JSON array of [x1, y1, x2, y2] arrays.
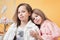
[[22, 10, 25, 13], [35, 15, 38, 17], [18, 12, 20, 14], [32, 16, 37, 20], [32, 18, 35, 20]]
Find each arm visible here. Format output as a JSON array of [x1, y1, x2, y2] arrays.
[[3, 23, 16, 40], [41, 21, 60, 40], [47, 21, 60, 38]]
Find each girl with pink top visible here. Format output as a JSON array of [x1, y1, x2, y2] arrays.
[[30, 9, 60, 40]]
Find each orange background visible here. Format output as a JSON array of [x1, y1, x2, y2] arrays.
[[0, 0, 60, 39], [0, 0, 60, 27]]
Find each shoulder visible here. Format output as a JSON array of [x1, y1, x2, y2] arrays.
[[26, 20, 34, 26], [26, 20, 39, 29], [42, 20, 53, 25], [26, 20, 40, 32], [8, 23, 17, 31], [3, 23, 17, 40], [43, 20, 58, 27], [41, 20, 55, 28], [27, 20, 37, 27], [43, 20, 52, 24], [10, 23, 17, 27], [41, 20, 59, 29]]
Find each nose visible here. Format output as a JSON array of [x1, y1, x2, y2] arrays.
[[34, 17, 37, 21], [19, 13, 22, 16]]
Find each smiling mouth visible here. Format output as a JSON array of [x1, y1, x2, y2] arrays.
[[37, 19, 40, 22], [35, 20, 39, 23], [20, 16, 24, 18]]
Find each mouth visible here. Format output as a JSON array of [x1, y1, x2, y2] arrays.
[[35, 20, 39, 23], [37, 19, 40, 22], [20, 16, 24, 18]]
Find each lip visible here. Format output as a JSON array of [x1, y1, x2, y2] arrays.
[[35, 20, 39, 23], [36, 20, 39, 22], [20, 16, 24, 18]]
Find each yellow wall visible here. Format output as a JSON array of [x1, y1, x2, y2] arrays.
[[0, 0, 16, 19], [0, 0, 60, 39], [0, 0, 16, 33], [16, 0, 60, 27], [0, 0, 60, 27]]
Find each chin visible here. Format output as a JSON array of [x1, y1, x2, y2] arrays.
[[34, 23, 39, 25], [37, 24, 40, 25]]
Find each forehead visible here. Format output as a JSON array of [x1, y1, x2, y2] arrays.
[[18, 6, 27, 11], [32, 13, 38, 17]]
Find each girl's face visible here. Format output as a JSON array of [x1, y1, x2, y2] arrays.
[[18, 6, 30, 21], [31, 13, 42, 25]]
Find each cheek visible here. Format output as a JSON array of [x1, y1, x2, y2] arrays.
[[33, 20, 37, 24], [38, 18, 42, 24], [33, 19, 37, 23], [25, 15, 29, 19], [23, 13, 29, 19], [39, 20, 42, 24], [23, 12, 28, 16], [34, 18, 42, 24]]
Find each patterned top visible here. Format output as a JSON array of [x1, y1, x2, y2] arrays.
[[40, 20, 60, 40]]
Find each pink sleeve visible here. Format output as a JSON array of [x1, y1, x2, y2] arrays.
[[41, 20, 60, 40], [51, 22, 60, 38]]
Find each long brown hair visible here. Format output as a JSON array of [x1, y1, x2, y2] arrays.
[[31, 9, 47, 28], [13, 3, 32, 27]]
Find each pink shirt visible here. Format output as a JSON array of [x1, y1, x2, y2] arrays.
[[40, 20, 60, 40]]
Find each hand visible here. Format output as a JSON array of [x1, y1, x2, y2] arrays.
[[30, 30, 39, 38], [30, 30, 43, 40]]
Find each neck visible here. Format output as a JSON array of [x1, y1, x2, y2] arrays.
[[20, 20, 29, 27]]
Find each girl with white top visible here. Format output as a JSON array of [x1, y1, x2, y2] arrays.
[[3, 3, 39, 40]]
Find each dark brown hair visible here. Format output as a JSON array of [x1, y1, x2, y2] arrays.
[[13, 3, 32, 27]]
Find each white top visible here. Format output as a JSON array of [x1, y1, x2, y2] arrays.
[[16, 27, 24, 40], [3, 20, 40, 40]]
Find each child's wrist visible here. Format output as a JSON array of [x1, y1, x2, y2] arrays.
[[37, 35, 43, 40]]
